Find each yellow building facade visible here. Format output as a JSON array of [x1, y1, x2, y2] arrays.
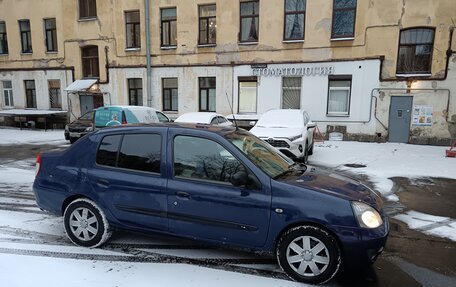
[[0, 0, 455, 143]]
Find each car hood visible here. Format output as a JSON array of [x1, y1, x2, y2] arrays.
[[250, 126, 303, 139], [68, 119, 92, 128], [278, 165, 383, 210]]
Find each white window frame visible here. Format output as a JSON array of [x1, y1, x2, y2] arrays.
[[327, 78, 351, 116], [2, 80, 14, 108]]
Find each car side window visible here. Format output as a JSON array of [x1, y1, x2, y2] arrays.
[[173, 135, 259, 188], [118, 134, 161, 173], [156, 111, 169, 122], [217, 116, 227, 123], [210, 117, 219, 125], [96, 135, 122, 167]]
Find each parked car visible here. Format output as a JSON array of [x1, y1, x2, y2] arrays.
[[250, 109, 316, 162], [94, 106, 170, 129], [64, 110, 94, 144], [34, 123, 388, 284], [174, 112, 233, 126]]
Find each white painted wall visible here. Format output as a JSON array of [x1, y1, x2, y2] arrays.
[[0, 70, 72, 110]]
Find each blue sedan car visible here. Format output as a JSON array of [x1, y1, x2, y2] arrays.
[[33, 123, 388, 284]]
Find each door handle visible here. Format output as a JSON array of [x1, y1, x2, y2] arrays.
[[97, 179, 110, 188], [176, 191, 190, 199]]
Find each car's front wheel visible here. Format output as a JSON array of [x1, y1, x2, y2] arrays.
[[63, 198, 112, 248], [276, 225, 341, 284]]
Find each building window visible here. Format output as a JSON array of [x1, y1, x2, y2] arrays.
[[162, 78, 178, 111], [282, 77, 302, 109], [2, 81, 14, 107], [19, 20, 32, 53], [327, 77, 351, 116], [284, 0, 306, 41], [44, 18, 57, 52], [81, 46, 99, 78], [48, 80, 61, 109], [397, 28, 434, 74], [161, 8, 177, 47], [199, 4, 216, 45], [79, 0, 97, 19], [24, 80, 36, 108], [125, 11, 140, 49], [331, 0, 356, 39], [240, 1, 259, 42], [0, 21, 8, 55], [199, 77, 216, 112], [238, 78, 257, 113], [128, 78, 143, 106]]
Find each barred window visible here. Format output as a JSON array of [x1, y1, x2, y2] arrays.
[[282, 77, 302, 109], [48, 80, 61, 109]]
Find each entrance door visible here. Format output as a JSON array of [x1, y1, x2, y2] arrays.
[[389, 96, 413, 143], [80, 94, 104, 115]]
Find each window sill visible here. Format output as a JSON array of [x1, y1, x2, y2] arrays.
[[283, 39, 304, 43], [160, 46, 177, 50], [21, 52, 33, 55], [197, 44, 216, 48], [125, 48, 141, 52], [238, 42, 258, 46], [45, 51, 58, 54], [330, 37, 355, 41], [395, 73, 432, 77], [2, 106, 14, 110], [0, 53, 8, 57], [78, 17, 98, 22], [326, 114, 350, 117]]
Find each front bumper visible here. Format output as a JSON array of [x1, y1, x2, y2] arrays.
[[332, 216, 389, 269], [260, 137, 304, 159]]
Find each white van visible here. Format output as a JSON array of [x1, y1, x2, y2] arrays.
[[94, 106, 170, 128]]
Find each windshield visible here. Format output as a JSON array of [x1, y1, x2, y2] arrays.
[[226, 132, 293, 178], [79, 111, 94, 120]]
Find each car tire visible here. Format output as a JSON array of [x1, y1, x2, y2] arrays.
[[69, 137, 77, 144], [63, 198, 112, 248], [308, 142, 314, 156], [303, 143, 309, 164], [276, 225, 341, 284]]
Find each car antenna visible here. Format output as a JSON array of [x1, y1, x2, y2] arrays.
[[225, 92, 239, 130]]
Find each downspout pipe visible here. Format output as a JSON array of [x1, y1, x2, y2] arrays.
[[145, 0, 152, 107]]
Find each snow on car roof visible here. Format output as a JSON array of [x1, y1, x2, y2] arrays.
[[174, 112, 219, 124], [256, 109, 305, 128]]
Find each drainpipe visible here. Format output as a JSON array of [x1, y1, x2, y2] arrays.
[[145, 0, 152, 107]]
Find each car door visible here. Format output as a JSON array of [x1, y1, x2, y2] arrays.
[[166, 129, 272, 247], [88, 129, 168, 231]]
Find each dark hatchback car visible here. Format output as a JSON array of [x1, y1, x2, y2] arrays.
[[64, 110, 94, 144], [34, 124, 388, 284]]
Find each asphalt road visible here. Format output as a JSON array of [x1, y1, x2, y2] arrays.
[[0, 143, 455, 286]]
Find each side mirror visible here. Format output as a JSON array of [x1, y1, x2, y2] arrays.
[[307, 122, 316, 130], [231, 170, 248, 187]]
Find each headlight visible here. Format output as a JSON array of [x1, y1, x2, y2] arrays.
[[288, 135, 302, 142], [351, 201, 383, 228], [85, 126, 93, 132], [65, 125, 69, 131]]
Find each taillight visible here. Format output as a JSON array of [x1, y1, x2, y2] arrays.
[[35, 152, 42, 177], [122, 120, 127, 125]]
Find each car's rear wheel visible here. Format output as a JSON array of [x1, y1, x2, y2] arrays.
[[63, 198, 111, 248], [276, 225, 341, 284]]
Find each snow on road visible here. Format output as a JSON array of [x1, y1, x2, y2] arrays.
[[310, 141, 456, 201], [0, 127, 66, 145], [394, 211, 456, 241]]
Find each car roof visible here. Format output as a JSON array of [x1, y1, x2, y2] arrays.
[[174, 112, 221, 123], [94, 122, 241, 136], [95, 105, 159, 111]]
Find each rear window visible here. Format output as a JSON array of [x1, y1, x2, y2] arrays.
[[96, 133, 162, 174], [94, 109, 123, 127]]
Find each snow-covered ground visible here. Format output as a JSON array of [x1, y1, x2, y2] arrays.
[[0, 127, 66, 145], [310, 141, 456, 201], [0, 129, 455, 286]]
